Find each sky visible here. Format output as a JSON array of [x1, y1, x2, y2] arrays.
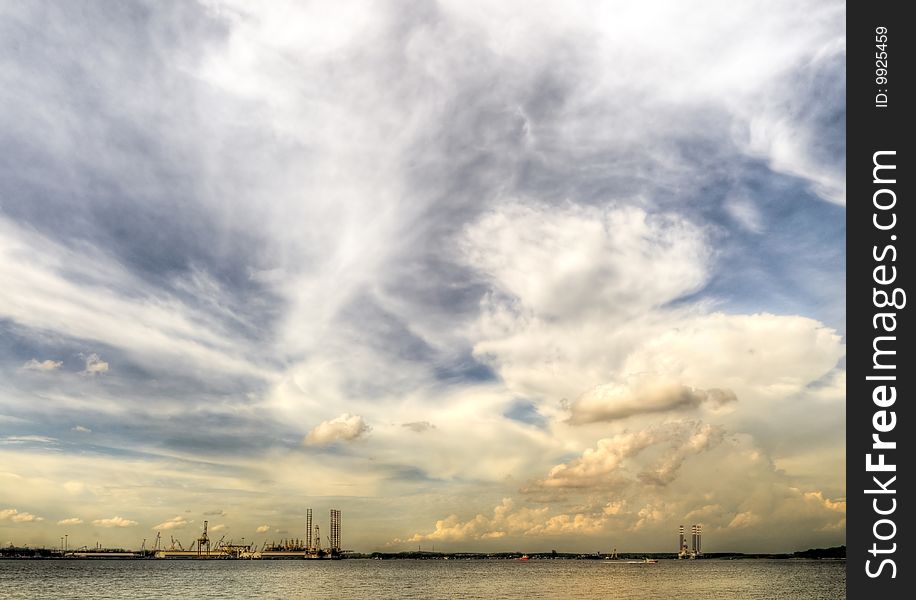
[[0, 0, 845, 553]]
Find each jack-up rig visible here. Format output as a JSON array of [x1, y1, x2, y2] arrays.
[[677, 524, 702, 559]]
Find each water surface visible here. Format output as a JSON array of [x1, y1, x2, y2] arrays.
[[0, 558, 846, 599]]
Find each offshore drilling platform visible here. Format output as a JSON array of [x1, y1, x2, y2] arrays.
[[152, 508, 343, 560], [677, 524, 702, 559]]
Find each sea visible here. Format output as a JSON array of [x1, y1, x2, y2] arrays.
[[0, 558, 845, 599]]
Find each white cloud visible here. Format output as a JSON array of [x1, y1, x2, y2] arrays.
[[0, 217, 271, 386], [92, 516, 138, 528], [304, 413, 371, 446], [724, 196, 765, 233], [210, 523, 227, 532], [70, 425, 92, 433], [153, 516, 191, 530], [0, 508, 43, 523], [465, 203, 712, 402], [57, 517, 83, 525], [81, 353, 109, 376], [569, 375, 736, 424], [22, 359, 62, 372], [621, 313, 844, 398], [532, 421, 723, 491], [1, 435, 56, 445], [256, 524, 270, 533], [465, 203, 709, 322]]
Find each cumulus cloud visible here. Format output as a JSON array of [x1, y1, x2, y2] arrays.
[[408, 498, 633, 543], [80, 353, 109, 376], [532, 421, 724, 491], [569, 375, 736, 424], [210, 523, 226, 532], [57, 517, 83, 525], [22, 359, 62, 372], [70, 425, 92, 433], [256, 524, 270, 533], [304, 413, 371, 446], [621, 313, 844, 398], [0, 508, 43, 523], [153, 516, 191, 530], [407, 431, 846, 548], [464, 203, 715, 403], [93, 516, 138, 528]]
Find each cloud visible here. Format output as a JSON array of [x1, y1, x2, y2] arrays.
[[569, 376, 736, 424], [724, 196, 765, 233], [203, 509, 226, 516], [81, 353, 109, 376], [728, 511, 762, 529], [407, 498, 631, 542], [621, 313, 844, 399], [304, 413, 371, 446], [210, 523, 227, 532], [0, 0, 844, 553], [402, 421, 435, 433], [408, 498, 549, 542], [57, 517, 83, 525], [256, 524, 270, 533], [70, 425, 92, 433], [532, 421, 724, 491], [1, 435, 57, 445], [465, 203, 709, 322], [22, 359, 62, 372], [463, 203, 714, 403], [93, 516, 138, 528], [153, 516, 191, 530], [0, 508, 43, 523]]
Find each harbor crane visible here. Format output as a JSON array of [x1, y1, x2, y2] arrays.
[[196, 520, 211, 556]]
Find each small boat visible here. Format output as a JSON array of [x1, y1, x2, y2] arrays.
[[518, 555, 530, 561], [625, 557, 658, 564]]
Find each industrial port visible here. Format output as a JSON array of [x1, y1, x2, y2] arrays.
[[2, 508, 344, 560]]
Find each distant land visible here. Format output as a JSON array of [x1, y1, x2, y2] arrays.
[[1, 545, 846, 560], [354, 546, 846, 560]]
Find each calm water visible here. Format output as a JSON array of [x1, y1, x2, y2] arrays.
[[0, 559, 845, 599]]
